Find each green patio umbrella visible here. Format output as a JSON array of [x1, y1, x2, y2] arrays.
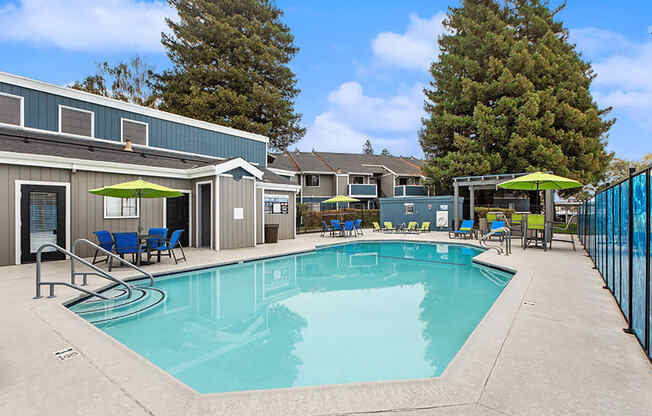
[[89, 179, 183, 234], [497, 172, 583, 191]]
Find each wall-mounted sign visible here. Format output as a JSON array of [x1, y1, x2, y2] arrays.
[[440, 204, 448, 210], [233, 207, 244, 220], [436, 211, 448, 227], [265, 194, 289, 214]]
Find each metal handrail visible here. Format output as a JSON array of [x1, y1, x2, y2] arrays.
[[479, 226, 511, 256], [34, 243, 132, 299], [70, 239, 154, 287]]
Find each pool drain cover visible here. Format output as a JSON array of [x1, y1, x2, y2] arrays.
[[54, 347, 80, 361]]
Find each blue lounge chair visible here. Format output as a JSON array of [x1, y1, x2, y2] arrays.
[[488, 220, 506, 241], [354, 219, 362, 236], [110, 232, 145, 270], [449, 220, 474, 240], [149, 229, 187, 264], [92, 230, 114, 264], [321, 220, 334, 237]]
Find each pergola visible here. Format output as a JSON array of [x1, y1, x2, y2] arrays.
[[452, 172, 554, 230]]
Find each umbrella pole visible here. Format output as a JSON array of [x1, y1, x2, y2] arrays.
[[138, 190, 142, 236]]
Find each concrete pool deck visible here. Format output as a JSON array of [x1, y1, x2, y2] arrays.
[[1, 232, 651, 415]]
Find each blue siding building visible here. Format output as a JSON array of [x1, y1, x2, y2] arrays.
[[0, 72, 268, 166]]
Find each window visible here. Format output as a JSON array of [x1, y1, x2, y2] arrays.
[[0, 92, 23, 126], [351, 176, 364, 184], [104, 197, 139, 218], [305, 174, 320, 187], [121, 119, 148, 146], [59, 106, 94, 137], [398, 177, 408, 186], [404, 203, 415, 215]]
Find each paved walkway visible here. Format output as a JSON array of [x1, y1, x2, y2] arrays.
[[1, 232, 650, 415]]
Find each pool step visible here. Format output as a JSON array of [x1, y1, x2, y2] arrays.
[[70, 286, 166, 324]]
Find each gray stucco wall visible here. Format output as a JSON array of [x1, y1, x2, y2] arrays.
[[219, 176, 255, 249], [301, 174, 334, 197], [380, 174, 395, 198]]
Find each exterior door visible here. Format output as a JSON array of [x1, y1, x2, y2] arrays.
[[20, 185, 66, 263], [166, 193, 190, 247], [199, 183, 212, 247]]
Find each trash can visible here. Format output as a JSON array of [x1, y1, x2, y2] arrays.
[[264, 224, 279, 243]]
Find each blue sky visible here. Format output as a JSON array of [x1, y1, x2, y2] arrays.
[[0, 0, 650, 160]]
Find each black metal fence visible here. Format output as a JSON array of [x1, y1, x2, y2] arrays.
[[296, 208, 380, 234], [578, 167, 651, 362]]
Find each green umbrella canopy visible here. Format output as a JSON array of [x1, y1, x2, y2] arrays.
[[497, 172, 583, 191], [322, 195, 361, 204], [88, 179, 183, 198]]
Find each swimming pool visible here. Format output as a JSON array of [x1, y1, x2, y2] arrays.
[[70, 241, 512, 394]]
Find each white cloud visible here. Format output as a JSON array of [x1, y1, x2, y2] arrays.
[[298, 82, 425, 156], [371, 12, 447, 70], [570, 27, 633, 58], [0, 0, 173, 52]]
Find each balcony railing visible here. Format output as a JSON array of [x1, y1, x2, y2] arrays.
[[394, 185, 428, 197], [348, 184, 377, 197]]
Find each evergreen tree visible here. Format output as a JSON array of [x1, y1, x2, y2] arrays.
[[362, 139, 374, 155], [154, 0, 305, 150], [71, 57, 156, 106], [419, 0, 614, 193], [380, 148, 391, 156]]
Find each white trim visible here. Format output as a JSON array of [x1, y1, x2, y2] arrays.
[[14, 180, 71, 265], [0, 91, 24, 128], [252, 179, 256, 247], [58, 104, 94, 138], [0, 151, 227, 180], [346, 172, 373, 176], [195, 180, 214, 250], [0, 71, 269, 143], [256, 182, 301, 192], [214, 176, 220, 251], [268, 167, 297, 177], [335, 173, 348, 177], [260, 189, 265, 244], [214, 157, 264, 180], [161, 189, 192, 247], [120, 118, 149, 146], [103, 196, 140, 219]]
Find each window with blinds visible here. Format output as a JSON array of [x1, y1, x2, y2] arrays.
[[0, 93, 22, 126], [60, 106, 93, 137], [121, 119, 148, 145], [104, 197, 139, 218]]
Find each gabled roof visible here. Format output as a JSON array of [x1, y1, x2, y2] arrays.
[[268, 151, 425, 176]]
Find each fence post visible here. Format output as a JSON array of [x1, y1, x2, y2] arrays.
[[625, 168, 635, 334], [645, 169, 650, 353]]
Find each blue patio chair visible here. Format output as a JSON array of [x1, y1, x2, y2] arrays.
[[354, 219, 362, 236], [146, 227, 168, 261], [92, 230, 114, 264], [110, 232, 145, 271], [448, 220, 474, 240], [149, 229, 187, 264], [331, 220, 341, 235], [343, 220, 355, 237], [321, 220, 334, 237]]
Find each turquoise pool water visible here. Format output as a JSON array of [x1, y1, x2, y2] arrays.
[[71, 241, 512, 394]]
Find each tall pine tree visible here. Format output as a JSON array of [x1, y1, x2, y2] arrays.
[[419, 0, 613, 193], [154, 0, 305, 150]]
